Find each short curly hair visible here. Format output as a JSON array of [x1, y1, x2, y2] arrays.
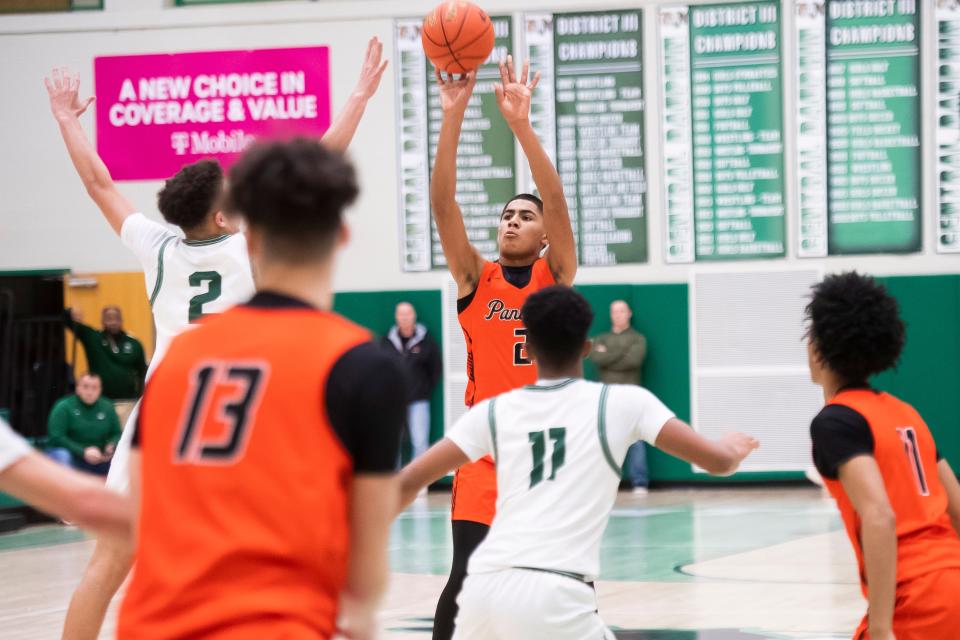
[[522, 285, 594, 369], [225, 138, 358, 262], [805, 271, 905, 384], [156, 160, 224, 231]]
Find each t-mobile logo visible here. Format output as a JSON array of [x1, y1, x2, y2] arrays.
[[171, 132, 190, 155]]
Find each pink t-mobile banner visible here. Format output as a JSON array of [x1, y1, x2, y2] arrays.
[[94, 46, 331, 181]]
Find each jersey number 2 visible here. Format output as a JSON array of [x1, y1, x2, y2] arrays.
[[188, 271, 222, 323], [896, 427, 930, 496], [514, 328, 532, 366], [175, 363, 268, 464], [528, 428, 566, 488]]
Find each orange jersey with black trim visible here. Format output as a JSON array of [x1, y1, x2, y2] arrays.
[[118, 303, 371, 640], [453, 259, 555, 524], [821, 390, 960, 593], [459, 259, 556, 407]]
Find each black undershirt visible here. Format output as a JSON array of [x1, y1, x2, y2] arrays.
[[457, 262, 534, 313], [133, 291, 406, 474]]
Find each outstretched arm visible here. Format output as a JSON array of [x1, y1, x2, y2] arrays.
[[495, 56, 577, 286], [45, 68, 135, 236], [0, 452, 131, 537], [655, 418, 758, 476], [398, 439, 470, 511], [431, 71, 485, 296], [321, 37, 389, 152]]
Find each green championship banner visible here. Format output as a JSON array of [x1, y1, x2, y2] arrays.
[[395, 17, 516, 271], [661, 2, 787, 262], [525, 10, 648, 265], [796, 0, 921, 256], [938, 2, 960, 254]]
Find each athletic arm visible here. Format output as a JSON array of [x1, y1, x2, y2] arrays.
[[939, 459, 960, 538], [839, 456, 897, 639], [654, 418, 758, 476], [398, 400, 490, 511], [46, 69, 135, 235], [0, 452, 131, 537], [495, 57, 576, 285], [324, 342, 407, 639], [320, 37, 388, 152], [128, 449, 141, 542], [339, 474, 397, 640], [430, 71, 485, 295], [47, 402, 85, 457], [398, 439, 471, 511]]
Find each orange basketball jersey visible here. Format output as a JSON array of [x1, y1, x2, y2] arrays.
[[822, 390, 960, 594], [459, 259, 556, 407], [118, 301, 371, 640], [452, 259, 555, 524]]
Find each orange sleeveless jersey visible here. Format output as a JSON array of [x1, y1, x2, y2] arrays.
[[824, 390, 960, 595], [452, 259, 555, 524], [118, 305, 370, 640]]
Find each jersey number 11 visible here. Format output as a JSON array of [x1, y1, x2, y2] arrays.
[[528, 428, 566, 489]]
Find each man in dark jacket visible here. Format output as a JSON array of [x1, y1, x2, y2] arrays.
[[382, 302, 442, 464], [589, 299, 650, 494]]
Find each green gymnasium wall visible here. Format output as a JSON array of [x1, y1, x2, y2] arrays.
[[332, 289, 446, 462], [874, 275, 960, 474], [333, 274, 960, 484]]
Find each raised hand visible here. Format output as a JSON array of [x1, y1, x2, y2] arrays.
[[720, 432, 760, 472], [494, 55, 540, 129], [435, 69, 477, 117], [352, 37, 389, 100], [45, 68, 95, 122]]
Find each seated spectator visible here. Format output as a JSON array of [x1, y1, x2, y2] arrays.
[[381, 302, 442, 465], [0, 416, 130, 536], [46, 373, 121, 476], [67, 306, 147, 426], [588, 300, 650, 494]]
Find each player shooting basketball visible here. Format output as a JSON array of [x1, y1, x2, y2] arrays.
[[429, 55, 577, 639]]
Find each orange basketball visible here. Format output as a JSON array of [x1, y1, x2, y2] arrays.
[[421, 1, 496, 74]]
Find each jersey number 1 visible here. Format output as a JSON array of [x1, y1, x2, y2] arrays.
[[528, 428, 566, 488], [188, 271, 223, 323], [175, 362, 268, 464], [896, 427, 930, 497]]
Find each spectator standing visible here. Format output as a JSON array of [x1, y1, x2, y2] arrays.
[[46, 373, 121, 476], [588, 299, 650, 494], [67, 306, 147, 426], [382, 302, 442, 464]]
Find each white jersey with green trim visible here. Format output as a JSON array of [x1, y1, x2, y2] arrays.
[[121, 213, 255, 376], [446, 378, 674, 582]]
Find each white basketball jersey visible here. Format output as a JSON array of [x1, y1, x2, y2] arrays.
[[447, 378, 674, 582], [121, 213, 255, 375]]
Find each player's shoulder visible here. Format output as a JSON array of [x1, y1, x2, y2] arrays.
[[121, 212, 176, 243], [810, 403, 869, 438], [604, 381, 657, 403]]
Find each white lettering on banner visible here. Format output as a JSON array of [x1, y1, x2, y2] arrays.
[[170, 129, 256, 155], [246, 95, 318, 121], [107, 65, 318, 128]]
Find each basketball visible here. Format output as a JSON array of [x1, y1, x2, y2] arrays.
[[421, 1, 495, 74]]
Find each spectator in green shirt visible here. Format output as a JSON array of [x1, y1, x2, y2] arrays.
[[588, 300, 650, 494], [46, 373, 121, 476], [68, 306, 147, 403]]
